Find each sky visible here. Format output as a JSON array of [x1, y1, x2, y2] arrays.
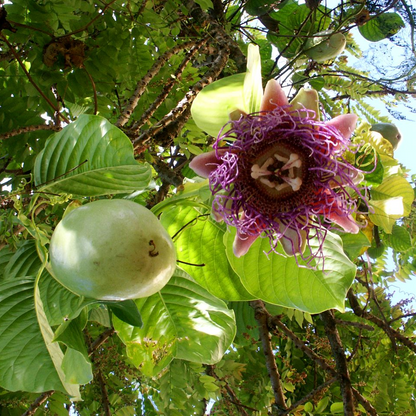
[[355, 54, 416, 304]]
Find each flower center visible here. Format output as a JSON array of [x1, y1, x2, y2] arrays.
[[236, 140, 315, 215], [251, 148, 303, 194]]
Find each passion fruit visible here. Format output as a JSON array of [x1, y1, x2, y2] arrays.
[[304, 30, 346, 63], [370, 122, 402, 150], [49, 199, 176, 300]]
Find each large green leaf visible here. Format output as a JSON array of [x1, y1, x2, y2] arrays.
[[0, 240, 90, 396], [39, 271, 94, 326], [0, 247, 14, 280], [114, 268, 236, 376], [386, 224, 412, 252], [2, 239, 92, 326], [54, 312, 93, 385], [359, 13, 405, 42], [3, 240, 42, 280], [369, 175, 414, 233], [339, 230, 371, 260], [224, 229, 356, 313], [0, 278, 67, 394], [191, 73, 246, 137], [160, 205, 254, 301], [34, 274, 81, 399], [34, 114, 152, 196]]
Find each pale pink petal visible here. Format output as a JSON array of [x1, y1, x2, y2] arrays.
[[326, 114, 358, 140], [189, 150, 221, 178], [233, 231, 260, 257], [280, 227, 307, 256], [327, 211, 360, 234], [260, 80, 289, 112]]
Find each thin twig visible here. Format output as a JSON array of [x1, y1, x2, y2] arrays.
[[62, 0, 118, 38], [280, 377, 337, 415], [250, 300, 287, 412], [84, 68, 98, 115], [389, 312, 416, 324], [270, 315, 335, 375], [88, 328, 116, 355], [206, 365, 255, 415], [0, 32, 69, 124], [351, 387, 378, 416], [333, 318, 374, 331]]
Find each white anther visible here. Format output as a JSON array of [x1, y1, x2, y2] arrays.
[[259, 177, 276, 188], [274, 153, 289, 163], [262, 157, 275, 170], [282, 153, 302, 171], [283, 176, 302, 191], [251, 157, 274, 179]]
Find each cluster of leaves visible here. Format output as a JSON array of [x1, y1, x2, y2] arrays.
[[1, 0, 416, 415]]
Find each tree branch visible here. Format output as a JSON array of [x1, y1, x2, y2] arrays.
[[269, 314, 378, 415], [131, 43, 230, 148], [270, 315, 335, 375], [347, 289, 416, 354], [21, 391, 55, 416], [131, 36, 208, 131], [320, 310, 355, 416], [280, 377, 337, 416], [97, 368, 112, 416], [182, 0, 246, 71], [250, 300, 287, 412], [88, 328, 116, 355], [116, 40, 198, 127], [0, 124, 62, 141]]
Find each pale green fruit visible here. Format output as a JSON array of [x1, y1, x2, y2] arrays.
[[370, 122, 402, 150], [305, 31, 346, 63], [49, 199, 176, 300]]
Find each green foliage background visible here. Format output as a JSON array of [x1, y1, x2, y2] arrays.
[[0, 0, 416, 415]]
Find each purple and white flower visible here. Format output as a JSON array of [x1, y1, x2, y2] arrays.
[[190, 80, 364, 262]]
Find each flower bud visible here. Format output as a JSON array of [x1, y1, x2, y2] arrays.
[[304, 31, 346, 63]]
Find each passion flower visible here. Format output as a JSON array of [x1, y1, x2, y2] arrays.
[[190, 80, 363, 261]]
